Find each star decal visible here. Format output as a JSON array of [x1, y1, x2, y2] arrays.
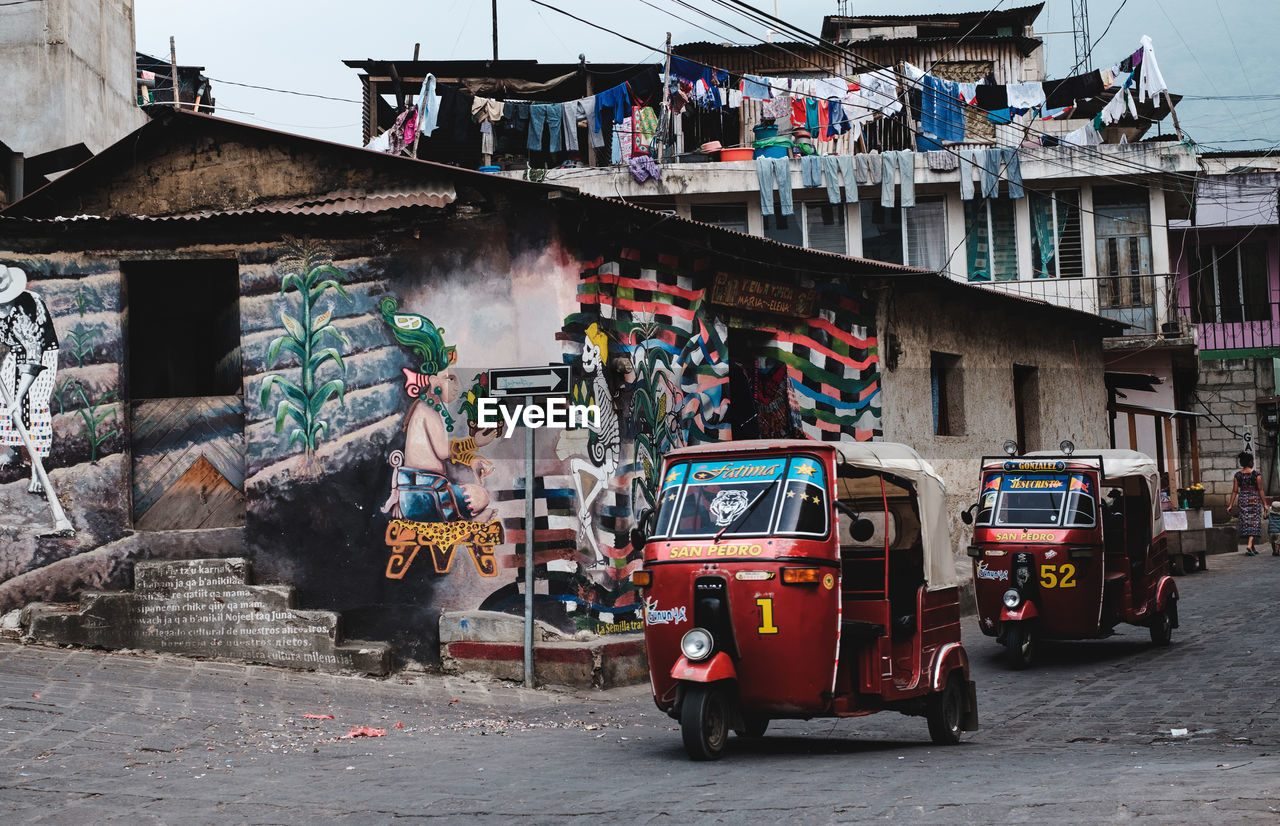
[[786, 490, 796, 498], [666, 469, 682, 483], [665, 493, 677, 502], [795, 462, 818, 477]]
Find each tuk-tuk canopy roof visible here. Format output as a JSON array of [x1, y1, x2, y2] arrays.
[[665, 440, 956, 591], [1019, 448, 1165, 535], [1019, 449, 1158, 483]]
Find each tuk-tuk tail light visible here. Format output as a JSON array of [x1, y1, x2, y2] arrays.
[[1068, 547, 1094, 560], [781, 567, 822, 585], [966, 545, 982, 558], [631, 570, 652, 587]]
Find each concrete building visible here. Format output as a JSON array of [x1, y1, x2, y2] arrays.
[[1165, 153, 1280, 511], [0, 0, 147, 204], [0, 110, 1116, 664]]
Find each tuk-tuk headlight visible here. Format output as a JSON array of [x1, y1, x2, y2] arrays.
[[680, 628, 714, 661], [1002, 589, 1022, 609]]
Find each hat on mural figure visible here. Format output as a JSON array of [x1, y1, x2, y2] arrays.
[[1270, 500, 1280, 516], [0, 265, 27, 303]]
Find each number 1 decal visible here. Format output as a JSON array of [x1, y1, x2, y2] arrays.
[[756, 597, 779, 634]]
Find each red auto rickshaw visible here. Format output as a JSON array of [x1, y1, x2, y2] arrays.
[[964, 445, 1180, 668], [630, 440, 978, 760]]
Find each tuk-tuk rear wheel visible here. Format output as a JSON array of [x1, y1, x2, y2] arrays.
[[1005, 621, 1035, 669], [927, 675, 965, 745], [1149, 602, 1175, 646], [680, 685, 730, 761]]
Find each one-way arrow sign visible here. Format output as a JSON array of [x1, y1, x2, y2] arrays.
[[488, 365, 573, 397]]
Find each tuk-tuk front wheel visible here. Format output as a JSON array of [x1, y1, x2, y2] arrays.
[[1004, 621, 1036, 669], [927, 675, 965, 745], [680, 684, 730, 760], [1149, 601, 1176, 646]]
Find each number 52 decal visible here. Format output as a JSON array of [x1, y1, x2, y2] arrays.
[[1039, 564, 1077, 588]]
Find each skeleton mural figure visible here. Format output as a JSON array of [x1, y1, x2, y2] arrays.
[[570, 323, 619, 565], [379, 298, 496, 524], [0, 265, 60, 494]]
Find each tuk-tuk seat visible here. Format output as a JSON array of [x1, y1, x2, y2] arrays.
[[841, 619, 885, 639]]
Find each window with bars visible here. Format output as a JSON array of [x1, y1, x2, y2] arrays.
[[860, 198, 946, 269], [964, 198, 1018, 281], [1029, 190, 1083, 278], [1193, 243, 1271, 323], [763, 200, 847, 254]]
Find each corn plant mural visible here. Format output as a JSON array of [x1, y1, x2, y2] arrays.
[[258, 237, 351, 476], [61, 378, 119, 464]]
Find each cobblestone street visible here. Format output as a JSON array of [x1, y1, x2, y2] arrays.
[[0, 550, 1277, 824]]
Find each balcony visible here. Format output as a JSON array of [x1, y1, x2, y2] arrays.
[[1180, 301, 1280, 356], [970, 273, 1176, 337]]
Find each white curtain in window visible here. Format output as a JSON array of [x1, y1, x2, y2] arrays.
[[905, 199, 947, 271]]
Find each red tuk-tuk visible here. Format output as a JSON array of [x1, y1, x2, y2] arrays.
[[965, 446, 1180, 668], [630, 440, 978, 760]]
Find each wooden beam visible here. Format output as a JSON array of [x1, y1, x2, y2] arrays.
[[1164, 414, 1178, 491], [1127, 411, 1138, 451]]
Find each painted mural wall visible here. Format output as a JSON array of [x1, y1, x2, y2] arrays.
[[0, 208, 884, 665], [238, 212, 884, 662], [0, 252, 129, 610]]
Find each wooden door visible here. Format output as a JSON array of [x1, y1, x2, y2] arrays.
[[1094, 205, 1155, 333], [131, 396, 245, 530]]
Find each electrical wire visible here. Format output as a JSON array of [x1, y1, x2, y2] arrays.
[[204, 76, 360, 104]]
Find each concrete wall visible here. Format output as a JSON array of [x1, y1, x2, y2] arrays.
[[1194, 358, 1277, 516], [876, 280, 1110, 584], [0, 0, 146, 158]]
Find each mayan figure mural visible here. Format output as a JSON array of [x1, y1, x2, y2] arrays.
[[378, 297, 504, 580]]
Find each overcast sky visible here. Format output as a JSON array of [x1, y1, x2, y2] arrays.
[[134, 0, 1276, 152]]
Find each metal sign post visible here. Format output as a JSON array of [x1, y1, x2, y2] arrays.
[[487, 365, 573, 688], [523, 394, 535, 688]]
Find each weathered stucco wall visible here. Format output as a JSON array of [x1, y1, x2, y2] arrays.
[[0, 0, 146, 157], [876, 281, 1110, 585]]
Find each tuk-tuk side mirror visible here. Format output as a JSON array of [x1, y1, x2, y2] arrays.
[[849, 517, 876, 542], [960, 502, 978, 525], [630, 507, 654, 551]]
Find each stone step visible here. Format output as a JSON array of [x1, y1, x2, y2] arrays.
[[22, 558, 391, 676]]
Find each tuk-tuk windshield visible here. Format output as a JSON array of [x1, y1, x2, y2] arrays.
[[977, 472, 1097, 528], [652, 455, 829, 539]]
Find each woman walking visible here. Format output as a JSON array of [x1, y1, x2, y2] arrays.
[[1228, 451, 1267, 555]]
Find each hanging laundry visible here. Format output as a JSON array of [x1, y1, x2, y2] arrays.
[[742, 74, 773, 100], [859, 70, 901, 115], [1040, 104, 1074, 120], [987, 108, 1013, 125], [880, 150, 914, 208], [756, 156, 793, 217], [854, 151, 881, 185], [528, 103, 563, 152], [814, 76, 850, 101], [1006, 82, 1046, 110], [791, 96, 807, 129], [435, 86, 475, 143], [628, 155, 661, 183], [417, 74, 441, 138], [387, 107, 415, 154], [761, 78, 791, 120], [800, 155, 823, 188], [804, 97, 821, 135], [826, 98, 851, 136], [628, 67, 663, 107], [998, 148, 1024, 199], [1136, 35, 1168, 103], [564, 97, 605, 149], [976, 149, 1001, 199], [975, 83, 1008, 111], [632, 105, 658, 155], [920, 74, 965, 144], [958, 149, 978, 201], [594, 82, 631, 132], [669, 56, 727, 109], [957, 82, 978, 105], [1062, 122, 1103, 147], [926, 150, 958, 172]]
